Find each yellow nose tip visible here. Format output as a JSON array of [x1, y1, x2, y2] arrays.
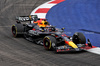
[[68, 41, 78, 48]]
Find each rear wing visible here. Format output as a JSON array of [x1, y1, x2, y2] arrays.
[[16, 15, 39, 22]]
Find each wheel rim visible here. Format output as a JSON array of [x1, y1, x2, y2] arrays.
[[12, 26, 17, 37], [44, 38, 51, 49], [45, 41, 49, 47]]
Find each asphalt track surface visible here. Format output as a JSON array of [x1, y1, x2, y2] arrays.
[[0, 0, 100, 66]]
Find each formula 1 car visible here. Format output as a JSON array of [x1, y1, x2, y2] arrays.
[[12, 15, 93, 52]]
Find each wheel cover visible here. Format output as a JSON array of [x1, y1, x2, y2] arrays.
[[12, 26, 17, 37], [44, 38, 51, 49]]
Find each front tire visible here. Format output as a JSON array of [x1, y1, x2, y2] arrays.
[[72, 32, 86, 44], [43, 36, 56, 50]]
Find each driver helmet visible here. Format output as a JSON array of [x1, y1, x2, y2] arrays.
[[38, 19, 49, 27]]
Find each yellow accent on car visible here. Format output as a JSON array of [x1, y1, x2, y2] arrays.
[[38, 20, 49, 27], [46, 37, 52, 49], [44, 36, 51, 49], [68, 41, 78, 48]]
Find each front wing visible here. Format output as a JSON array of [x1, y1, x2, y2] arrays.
[[55, 44, 93, 52]]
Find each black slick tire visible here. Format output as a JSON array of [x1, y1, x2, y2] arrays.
[[12, 24, 24, 37], [43, 36, 56, 50], [72, 32, 86, 44]]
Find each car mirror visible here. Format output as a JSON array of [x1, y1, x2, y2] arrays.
[[61, 27, 65, 30]]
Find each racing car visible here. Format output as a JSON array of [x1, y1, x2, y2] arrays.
[[12, 15, 93, 52]]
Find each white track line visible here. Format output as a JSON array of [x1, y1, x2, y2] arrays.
[[30, 0, 57, 18], [87, 47, 100, 55], [30, 0, 100, 55]]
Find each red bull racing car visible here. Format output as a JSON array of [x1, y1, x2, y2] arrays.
[[12, 15, 93, 52]]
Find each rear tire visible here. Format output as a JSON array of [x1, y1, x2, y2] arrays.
[[12, 24, 24, 37], [72, 32, 86, 44], [43, 36, 56, 50]]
